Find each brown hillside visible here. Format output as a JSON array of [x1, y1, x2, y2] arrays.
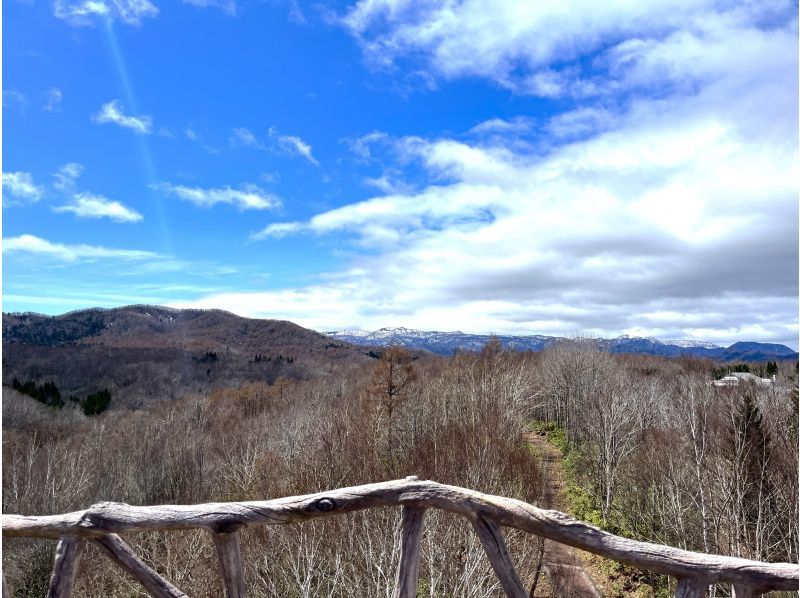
[[2, 305, 370, 408]]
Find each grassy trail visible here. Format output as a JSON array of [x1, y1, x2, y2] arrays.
[[524, 430, 603, 598]]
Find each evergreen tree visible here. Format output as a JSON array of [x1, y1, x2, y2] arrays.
[[11, 378, 63, 408], [81, 389, 112, 416], [729, 387, 773, 558]]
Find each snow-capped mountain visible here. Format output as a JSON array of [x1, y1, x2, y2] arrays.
[[326, 327, 563, 354], [663, 339, 721, 349], [325, 329, 797, 362]]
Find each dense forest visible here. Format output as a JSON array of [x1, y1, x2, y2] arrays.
[[2, 341, 797, 597]]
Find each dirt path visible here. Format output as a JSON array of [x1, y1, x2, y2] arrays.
[[524, 431, 602, 598]]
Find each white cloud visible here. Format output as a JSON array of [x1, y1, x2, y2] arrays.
[[183, 0, 236, 15], [230, 127, 262, 148], [237, 7, 798, 347], [3, 172, 44, 203], [92, 100, 152, 134], [363, 172, 413, 195], [4, 234, 159, 262], [183, 125, 222, 153], [43, 88, 63, 112], [251, 222, 303, 240], [53, 163, 85, 192], [260, 171, 280, 183], [345, 130, 389, 161], [54, 192, 143, 223], [54, 0, 158, 26], [229, 127, 320, 161], [545, 108, 617, 141], [3, 90, 27, 111], [268, 127, 319, 165], [288, 0, 305, 24], [50, 163, 142, 222], [153, 183, 281, 210], [468, 117, 534, 136], [340, 0, 795, 97]]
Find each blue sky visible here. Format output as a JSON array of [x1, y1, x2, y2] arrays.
[[3, 0, 798, 347]]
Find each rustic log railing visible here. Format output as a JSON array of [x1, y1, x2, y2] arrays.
[[3, 477, 797, 597]]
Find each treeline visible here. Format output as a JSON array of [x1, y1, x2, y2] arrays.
[[11, 378, 112, 416], [532, 343, 798, 571], [252, 353, 294, 364], [2, 343, 797, 597], [10, 378, 63, 408], [712, 361, 779, 380]]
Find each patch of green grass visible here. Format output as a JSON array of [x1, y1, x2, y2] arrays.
[[528, 419, 557, 433], [548, 426, 569, 455], [528, 419, 570, 455], [527, 420, 674, 597], [564, 483, 604, 528]]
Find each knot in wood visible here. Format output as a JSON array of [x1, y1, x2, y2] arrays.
[[312, 498, 336, 512], [81, 501, 129, 532]]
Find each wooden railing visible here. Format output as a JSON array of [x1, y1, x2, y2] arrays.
[[3, 477, 798, 597]]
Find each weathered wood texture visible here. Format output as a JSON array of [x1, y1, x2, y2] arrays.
[[46, 535, 86, 598], [94, 533, 187, 598], [392, 505, 426, 598], [213, 531, 246, 598], [3, 478, 798, 594], [732, 585, 761, 598], [471, 516, 527, 598], [675, 577, 709, 597]]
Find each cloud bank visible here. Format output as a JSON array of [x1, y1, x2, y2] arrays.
[[182, 0, 798, 346]]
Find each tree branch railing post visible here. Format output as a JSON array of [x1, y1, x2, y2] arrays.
[[212, 530, 246, 598], [470, 516, 528, 598], [46, 535, 85, 598], [94, 533, 187, 598], [675, 578, 709, 598], [732, 585, 762, 598], [392, 501, 426, 598], [3, 478, 797, 598]]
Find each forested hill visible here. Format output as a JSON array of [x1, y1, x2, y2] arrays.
[[326, 328, 799, 362], [2, 305, 367, 408], [4, 305, 339, 350]]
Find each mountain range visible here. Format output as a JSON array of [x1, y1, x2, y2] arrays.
[[2, 306, 796, 411], [326, 328, 798, 362]]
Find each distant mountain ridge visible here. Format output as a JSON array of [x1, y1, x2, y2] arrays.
[[326, 327, 798, 362], [4, 305, 336, 351], [3, 306, 796, 412], [2, 305, 367, 409]]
